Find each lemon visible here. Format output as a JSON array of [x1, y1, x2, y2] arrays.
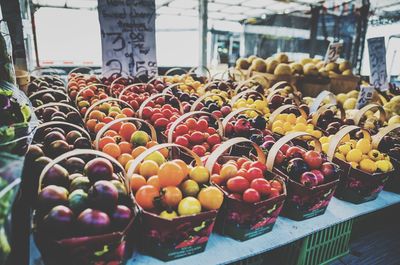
[[277, 113, 288, 121], [287, 113, 297, 124], [356, 139, 371, 154], [320, 136, 329, 144], [272, 120, 284, 129], [311, 130, 322, 138], [283, 122, 293, 132], [335, 152, 346, 160], [249, 111, 258, 118], [347, 140, 357, 149], [307, 124, 314, 130], [178, 197, 201, 216], [296, 116, 307, 124], [237, 101, 247, 108], [349, 162, 359, 169], [294, 123, 307, 132], [368, 150, 382, 161], [254, 99, 266, 110], [359, 159, 377, 174], [346, 149, 362, 163], [272, 126, 285, 135], [338, 144, 351, 155], [246, 98, 254, 104], [375, 160, 391, 173], [322, 143, 330, 153], [306, 128, 313, 134]]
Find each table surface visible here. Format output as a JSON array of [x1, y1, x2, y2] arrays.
[[30, 191, 400, 265]]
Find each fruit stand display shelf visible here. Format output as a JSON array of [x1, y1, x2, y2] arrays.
[[29, 191, 400, 265]]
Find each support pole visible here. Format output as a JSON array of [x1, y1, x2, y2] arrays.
[[199, 0, 208, 70], [309, 5, 321, 58], [352, 0, 370, 74], [30, 6, 40, 68]]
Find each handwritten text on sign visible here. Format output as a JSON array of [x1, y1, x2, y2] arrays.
[[98, 0, 157, 77], [356, 85, 375, 109], [367, 37, 388, 91], [324, 42, 343, 63]]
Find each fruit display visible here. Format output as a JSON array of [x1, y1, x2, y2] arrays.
[[265, 132, 340, 220], [83, 98, 135, 136], [67, 72, 101, 102], [350, 103, 386, 135], [34, 103, 83, 126], [137, 93, 183, 132], [383, 95, 400, 117], [190, 91, 231, 117], [266, 81, 302, 112], [126, 143, 221, 261], [204, 138, 286, 241], [320, 60, 354, 77], [165, 111, 223, 158], [27, 76, 65, 96], [33, 150, 133, 264], [310, 103, 350, 135], [326, 126, 393, 203], [162, 67, 209, 95], [230, 90, 270, 119], [269, 105, 323, 139]]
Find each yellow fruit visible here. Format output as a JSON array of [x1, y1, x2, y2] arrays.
[[159, 210, 178, 220], [375, 160, 392, 173], [343, 98, 356, 110], [272, 120, 284, 129], [307, 124, 314, 130], [336, 93, 347, 105], [347, 140, 357, 149], [342, 134, 351, 143], [198, 186, 224, 210], [277, 113, 288, 121], [189, 166, 210, 184], [306, 128, 313, 134], [139, 160, 159, 178], [246, 98, 254, 104], [287, 113, 297, 124], [144, 151, 166, 166], [219, 164, 238, 181], [178, 197, 201, 216], [320, 136, 329, 144], [283, 122, 293, 132], [272, 126, 285, 135], [359, 159, 377, 174], [335, 152, 346, 160], [356, 139, 371, 154], [346, 149, 362, 163], [293, 123, 307, 132], [322, 143, 330, 153], [368, 150, 382, 161], [349, 162, 359, 169], [311, 130, 322, 138], [296, 116, 307, 124], [254, 100, 266, 110], [180, 179, 200, 196], [338, 144, 351, 155]]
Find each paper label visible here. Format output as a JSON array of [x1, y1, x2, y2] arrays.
[[324, 42, 343, 63], [356, 85, 375, 109], [367, 37, 388, 91], [98, 0, 158, 77]]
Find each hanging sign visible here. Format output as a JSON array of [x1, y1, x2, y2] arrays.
[[324, 42, 343, 63], [356, 85, 375, 109], [97, 0, 158, 77], [367, 37, 388, 91]]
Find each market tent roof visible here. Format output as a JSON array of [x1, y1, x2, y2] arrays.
[[31, 0, 400, 22]]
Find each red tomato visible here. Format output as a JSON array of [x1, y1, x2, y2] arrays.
[[190, 131, 204, 144], [175, 136, 189, 147], [197, 119, 208, 131], [303, 150, 323, 169], [250, 161, 267, 173], [227, 176, 250, 193], [192, 145, 206, 157], [268, 187, 280, 198], [250, 179, 271, 195], [270, 180, 283, 193], [243, 188, 261, 203], [175, 124, 189, 136], [280, 144, 290, 154], [207, 134, 221, 146], [245, 167, 264, 182]]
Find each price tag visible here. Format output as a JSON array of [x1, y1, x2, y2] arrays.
[[97, 0, 158, 77], [367, 37, 388, 91], [356, 85, 375, 109], [324, 42, 343, 63]]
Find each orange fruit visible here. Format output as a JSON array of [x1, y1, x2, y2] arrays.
[[89, 110, 105, 120], [119, 123, 137, 141], [139, 160, 159, 179], [94, 122, 106, 134], [158, 162, 184, 187], [189, 166, 210, 184], [122, 108, 134, 117], [198, 186, 223, 210], [110, 120, 123, 132], [135, 185, 159, 210], [131, 146, 147, 158], [108, 111, 119, 118], [118, 153, 133, 167], [98, 136, 115, 150], [159, 147, 169, 158], [161, 186, 182, 208], [104, 130, 118, 137], [86, 119, 97, 131], [103, 143, 121, 158], [146, 140, 158, 148], [147, 175, 160, 190], [115, 113, 127, 120], [210, 174, 224, 185], [103, 116, 114, 124], [172, 159, 189, 177], [186, 118, 197, 130], [130, 174, 147, 192], [119, 141, 132, 154]]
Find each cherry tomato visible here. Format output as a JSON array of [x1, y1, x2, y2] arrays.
[[227, 176, 249, 193], [303, 150, 323, 169], [270, 180, 283, 193], [250, 178, 271, 195], [245, 167, 264, 182], [243, 188, 261, 203]]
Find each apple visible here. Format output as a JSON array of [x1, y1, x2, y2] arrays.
[[303, 150, 323, 169]]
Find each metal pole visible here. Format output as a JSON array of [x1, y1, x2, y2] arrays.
[[30, 7, 40, 67], [309, 5, 321, 58], [199, 0, 208, 70]]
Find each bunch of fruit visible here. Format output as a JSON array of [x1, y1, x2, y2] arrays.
[[235, 53, 293, 77], [332, 135, 393, 173], [191, 93, 232, 118], [231, 94, 270, 119], [34, 103, 83, 126], [101, 73, 135, 87], [270, 106, 322, 138], [29, 89, 70, 108], [384, 96, 400, 118], [35, 152, 132, 239], [117, 82, 166, 111], [67, 73, 100, 101], [209, 157, 284, 203], [164, 74, 204, 95], [318, 60, 354, 77], [336, 90, 359, 111], [267, 90, 303, 113], [166, 114, 223, 157], [73, 84, 110, 115], [27, 76, 65, 96], [139, 95, 182, 131], [312, 106, 354, 135], [84, 101, 135, 135], [129, 146, 223, 219]]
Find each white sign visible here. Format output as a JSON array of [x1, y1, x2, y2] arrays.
[[356, 85, 375, 109], [324, 42, 343, 63], [98, 0, 158, 77], [367, 37, 388, 91]]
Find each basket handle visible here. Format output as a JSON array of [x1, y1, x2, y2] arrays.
[[268, 104, 307, 129], [68, 67, 94, 75], [311, 103, 345, 126], [266, 132, 322, 171], [127, 143, 202, 177], [38, 149, 127, 194], [94, 117, 157, 149], [28, 89, 68, 101], [326, 125, 371, 162], [354, 103, 386, 126], [309, 91, 337, 114], [230, 90, 266, 107], [266, 88, 301, 106], [167, 111, 224, 143], [269, 81, 297, 92], [205, 137, 266, 173], [221, 107, 263, 128], [371, 123, 400, 149], [164, 68, 188, 76], [36, 121, 91, 141], [110, 76, 134, 97], [190, 92, 227, 112], [234, 75, 268, 94], [187, 66, 212, 81], [74, 84, 109, 106], [137, 92, 183, 119], [117, 83, 147, 99], [161, 82, 185, 94], [83, 98, 133, 122]]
